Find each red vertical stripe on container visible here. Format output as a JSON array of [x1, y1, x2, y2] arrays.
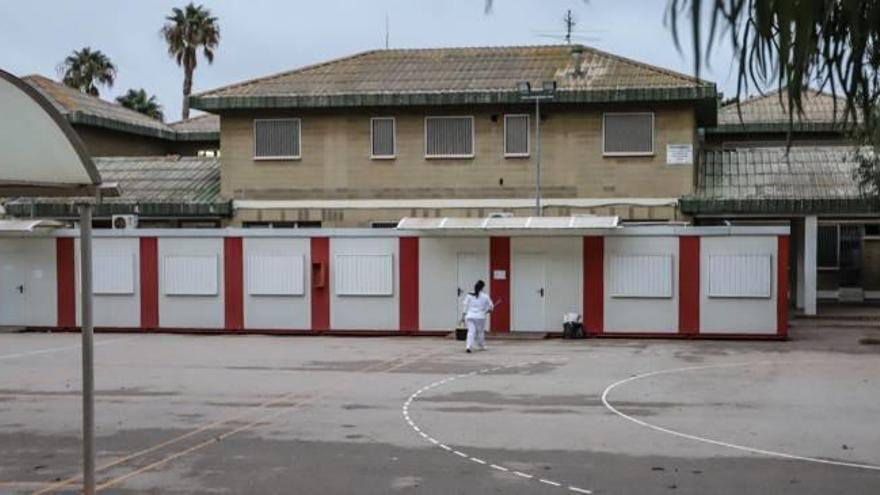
[[399, 237, 419, 333], [678, 236, 700, 336], [56, 238, 76, 328], [489, 237, 510, 333], [583, 236, 604, 335], [139, 237, 159, 329], [777, 235, 790, 338], [311, 237, 330, 332], [224, 237, 244, 330]]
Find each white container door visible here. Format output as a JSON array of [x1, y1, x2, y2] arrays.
[[0, 254, 26, 326], [513, 253, 546, 332], [456, 253, 488, 321]]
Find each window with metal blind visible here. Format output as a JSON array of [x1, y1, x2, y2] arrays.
[[254, 119, 301, 159], [371, 117, 396, 158], [425, 116, 474, 158], [603, 113, 654, 155], [504, 114, 529, 157]]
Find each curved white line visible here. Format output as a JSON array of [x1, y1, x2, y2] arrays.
[[601, 360, 880, 471], [404, 359, 592, 493]]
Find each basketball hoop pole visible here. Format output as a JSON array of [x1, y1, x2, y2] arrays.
[[79, 202, 95, 495]]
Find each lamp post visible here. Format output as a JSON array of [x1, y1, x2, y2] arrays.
[[516, 80, 556, 216]]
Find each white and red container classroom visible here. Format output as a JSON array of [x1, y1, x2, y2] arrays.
[[0, 224, 789, 339]]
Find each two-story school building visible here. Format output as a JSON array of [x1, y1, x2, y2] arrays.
[[189, 45, 717, 227], [0, 48, 798, 338]]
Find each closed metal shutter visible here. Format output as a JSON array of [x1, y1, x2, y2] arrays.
[[371, 118, 395, 157], [603, 113, 653, 155], [425, 117, 474, 157], [504, 114, 529, 156], [254, 119, 301, 158]]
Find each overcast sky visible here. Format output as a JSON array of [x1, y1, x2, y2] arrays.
[[0, 0, 738, 122]]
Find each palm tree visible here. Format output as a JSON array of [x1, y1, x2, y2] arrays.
[[161, 3, 220, 120], [116, 89, 165, 121], [58, 47, 117, 96]]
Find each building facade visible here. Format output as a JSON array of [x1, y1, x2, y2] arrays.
[[191, 45, 717, 227]]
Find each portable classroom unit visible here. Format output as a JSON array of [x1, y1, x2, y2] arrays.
[[0, 224, 789, 338]]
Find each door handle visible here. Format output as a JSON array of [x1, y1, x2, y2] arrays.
[[17, 285, 24, 294], [538, 288, 544, 297], [457, 287, 462, 297]]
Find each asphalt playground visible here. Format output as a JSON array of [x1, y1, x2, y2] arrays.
[[1, 326, 879, 494]]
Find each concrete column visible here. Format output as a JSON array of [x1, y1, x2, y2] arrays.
[[804, 215, 818, 315]]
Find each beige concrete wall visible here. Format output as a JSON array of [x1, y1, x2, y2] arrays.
[[75, 125, 170, 156], [74, 125, 219, 157], [220, 105, 697, 203]]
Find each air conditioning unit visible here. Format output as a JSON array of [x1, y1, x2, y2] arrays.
[[112, 214, 138, 230]]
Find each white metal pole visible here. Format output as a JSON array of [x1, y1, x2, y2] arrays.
[[79, 204, 95, 495], [535, 98, 542, 217]]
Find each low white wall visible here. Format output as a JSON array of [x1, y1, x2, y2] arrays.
[[418, 237, 489, 331], [0, 238, 57, 327], [330, 237, 399, 330], [158, 237, 224, 329], [75, 237, 140, 328], [604, 236, 679, 333], [700, 236, 778, 334], [511, 237, 582, 332], [243, 237, 311, 330]]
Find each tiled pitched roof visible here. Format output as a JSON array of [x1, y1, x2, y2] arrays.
[[191, 45, 716, 111], [712, 89, 852, 133], [21, 75, 219, 141], [168, 114, 220, 141], [169, 113, 219, 133], [3, 156, 229, 218], [93, 156, 222, 203], [681, 146, 879, 214]]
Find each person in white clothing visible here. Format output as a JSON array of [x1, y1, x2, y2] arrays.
[[460, 280, 494, 353]]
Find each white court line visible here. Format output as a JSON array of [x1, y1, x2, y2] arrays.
[[0, 336, 135, 361], [403, 359, 592, 493], [601, 360, 880, 472]]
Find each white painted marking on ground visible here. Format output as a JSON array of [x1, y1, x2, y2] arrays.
[[402, 359, 587, 492], [0, 336, 134, 361], [601, 360, 880, 472], [569, 486, 593, 494]]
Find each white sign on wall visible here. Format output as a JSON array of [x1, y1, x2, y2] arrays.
[[93, 254, 135, 295], [247, 255, 305, 296], [335, 254, 394, 296], [609, 255, 673, 298], [666, 144, 693, 165], [163, 255, 218, 296], [708, 254, 772, 298]]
